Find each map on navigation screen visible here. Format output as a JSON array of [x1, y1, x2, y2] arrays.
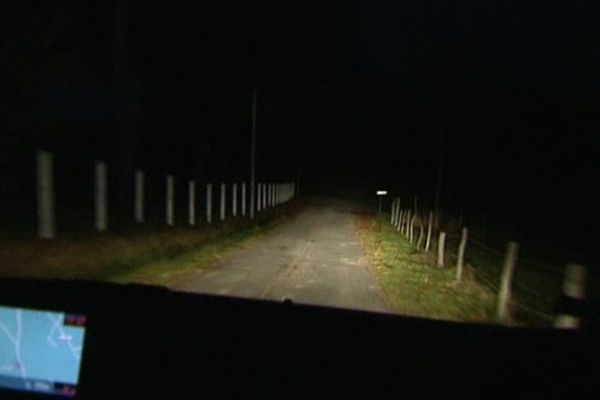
[[0, 305, 86, 397]]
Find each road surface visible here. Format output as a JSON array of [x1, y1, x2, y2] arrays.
[[175, 201, 388, 313]]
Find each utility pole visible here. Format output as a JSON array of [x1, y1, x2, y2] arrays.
[[250, 89, 257, 219]]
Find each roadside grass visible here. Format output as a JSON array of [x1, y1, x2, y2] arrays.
[[0, 206, 294, 286], [108, 223, 268, 286], [356, 214, 497, 324]]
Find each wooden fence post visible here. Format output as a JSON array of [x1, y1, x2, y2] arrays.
[[409, 213, 415, 243], [37, 151, 55, 239], [554, 263, 586, 329], [425, 210, 433, 252], [396, 210, 403, 231], [390, 198, 396, 225], [497, 241, 519, 322], [437, 232, 446, 267], [394, 199, 401, 228], [456, 227, 468, 282]]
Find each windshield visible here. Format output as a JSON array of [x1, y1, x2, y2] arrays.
[[1, 1, 597, 329]]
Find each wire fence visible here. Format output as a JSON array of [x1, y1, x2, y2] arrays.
[[467, 234, 563, 325], [385, 200, 592, 328]]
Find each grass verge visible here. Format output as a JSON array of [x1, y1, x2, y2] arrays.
[[355, 214, 497, 324], [0, 206, 295, 287]]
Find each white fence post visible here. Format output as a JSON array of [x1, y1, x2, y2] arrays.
[[456, 227, 468, 282], [497, 241, 519, 322], [232, 183, 237, 217], [437, 231, 446, 267], [134, 169, 144, 224], [94, 161, 108, 232], [220, 183, 226, 221], [37, 151, 55, 239], [188, 180, 196, 226], [555, 263, 586, 329], [166, 175, 174, 226], [241, 182, 246, 217], [269, 184, 273, 208], [250, 181, 255, 220], [263, 183, 267, 209], [277, 184, 281, 205], [390, 198, 396, 225], [257, 183, 262, 212], [206, 183, 213, 223]]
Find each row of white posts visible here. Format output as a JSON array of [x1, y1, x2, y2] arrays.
[[389, 196, 587, 329], [36, 151, 296, 239]]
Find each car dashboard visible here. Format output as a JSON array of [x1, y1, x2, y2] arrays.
[[0, 278, 595, 399]]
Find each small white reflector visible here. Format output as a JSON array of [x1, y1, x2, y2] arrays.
[[376, 190, 388, 195]]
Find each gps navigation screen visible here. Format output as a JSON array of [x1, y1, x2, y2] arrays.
[[0, 305, 86, 397]]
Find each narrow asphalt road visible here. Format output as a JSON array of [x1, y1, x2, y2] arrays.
[[174, 201, 388, 313]]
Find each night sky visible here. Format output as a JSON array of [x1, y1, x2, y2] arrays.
[[1, 1, 599, 262]]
